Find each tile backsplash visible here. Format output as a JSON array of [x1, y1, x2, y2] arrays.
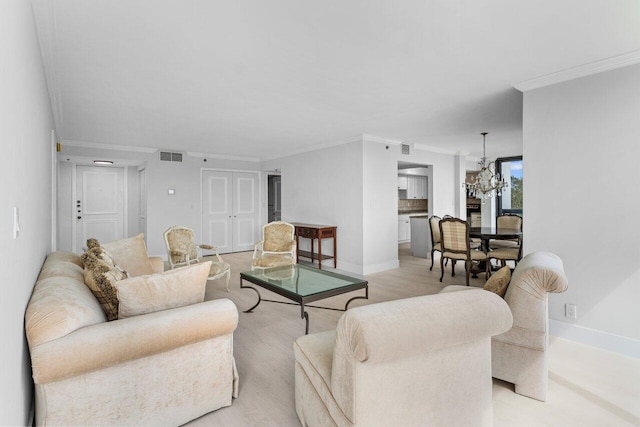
[[398, 198, 428, 212]]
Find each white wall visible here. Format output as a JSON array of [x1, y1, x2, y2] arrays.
[[0, 1, 56, 424], [263, 141, 365, 272], [263, 137, 462, 275], [523, 64, 640, 356]]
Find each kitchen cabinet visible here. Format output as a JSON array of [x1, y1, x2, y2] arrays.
[[397, 175, 408, 190], [407, 176, 428, 199], [398, 214, 411, 243]]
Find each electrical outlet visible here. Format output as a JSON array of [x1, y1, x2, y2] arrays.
[[565, 303, 577, 319]]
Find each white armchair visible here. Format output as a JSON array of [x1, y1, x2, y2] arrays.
[[252, 221, 296, 270], [441, 251, 568, 401], [163, 225, 231, 291], [294, 290, 513, 426]]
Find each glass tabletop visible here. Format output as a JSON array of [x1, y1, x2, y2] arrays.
[[240, 264, 366, 298]]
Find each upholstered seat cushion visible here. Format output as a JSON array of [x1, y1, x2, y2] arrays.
[[489, 239, 519, 249], [442, 250, 487, 261], [206, 261, 230, 278], [252, 254, 295, 268], [489, 247, 520, 260]]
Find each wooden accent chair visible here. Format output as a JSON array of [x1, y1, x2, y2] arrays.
[[439, 218, 489, 285], [163, 225, 231, 291], [252, 221, 296, 270]]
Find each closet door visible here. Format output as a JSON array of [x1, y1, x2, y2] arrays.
[[202, 170, 259, 253], [232, 172, 259, 251], [202, 170, 233, 253]]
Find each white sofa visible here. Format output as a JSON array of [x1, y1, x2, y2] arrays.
[[442, 251, 568, 401], [294, 289, 513, 426], [25, 250, 239, 426]]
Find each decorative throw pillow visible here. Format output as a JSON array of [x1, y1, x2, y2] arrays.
[[484, 266, 511, 298], [115, 261, 211, 319], [85, 245, 129, 277], [81, 251, 127, 321], [101, 233, 155, 277]]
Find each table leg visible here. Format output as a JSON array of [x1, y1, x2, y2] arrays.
[[240, 277, 262, 313], [318, 237, 323, 270], [295, 233, 300, 264], [333, 234, 337, 268], [311, 239, 315, 263], [344, 285, 368, 310], [301, 303, 309, 335]]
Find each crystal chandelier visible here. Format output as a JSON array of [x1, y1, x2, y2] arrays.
[[465, 132, 508, 200]]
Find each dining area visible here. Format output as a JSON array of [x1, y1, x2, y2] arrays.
[[428, 214, 523, 286]]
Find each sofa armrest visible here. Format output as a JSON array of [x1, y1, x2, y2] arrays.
[[30, 298, 238, 384], [149, 256, 165, 274]]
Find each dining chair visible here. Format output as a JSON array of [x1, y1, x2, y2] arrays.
[[163, 225, 231, 291], [489, 237, 523, 268], [490, 214, 523, 249], [439, 218, 489, 286], [428, 215, 442, 271]]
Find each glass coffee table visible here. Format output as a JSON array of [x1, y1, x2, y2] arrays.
[[240, 264, 368, 334]]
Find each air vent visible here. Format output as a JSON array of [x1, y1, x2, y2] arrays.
[[401, 144, 410, 155], [160, 152, 183, 162]]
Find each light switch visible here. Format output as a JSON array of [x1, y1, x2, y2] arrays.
[[13, 207, 20, 239], [167, 189, 175, 195]]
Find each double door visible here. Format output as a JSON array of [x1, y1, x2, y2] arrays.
[[202, 170, 259, 253]]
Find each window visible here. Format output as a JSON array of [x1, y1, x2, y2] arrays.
[[495, 156, 523, 216]]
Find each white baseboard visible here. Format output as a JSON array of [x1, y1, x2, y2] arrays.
[[549, 319, 640, 359]]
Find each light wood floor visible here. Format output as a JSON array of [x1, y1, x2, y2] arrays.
[[188, 245, 640, 426]]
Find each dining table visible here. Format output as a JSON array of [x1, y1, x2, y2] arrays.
[[469, 227, 523, 277]]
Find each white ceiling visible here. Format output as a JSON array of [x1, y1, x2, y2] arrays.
[[34, 0, 640, 160]]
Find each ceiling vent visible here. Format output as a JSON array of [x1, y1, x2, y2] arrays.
[[160, 151, 183, 162], [401, 144, 411, 155]]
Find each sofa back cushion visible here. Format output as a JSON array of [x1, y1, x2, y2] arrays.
[[102, 233, 155, 277], [26, 252, 106, 348]]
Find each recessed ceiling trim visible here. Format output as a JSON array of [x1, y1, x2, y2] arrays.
[[187, 152, 260, 162], [261, 135, 365, 162], [62, 139, 158, 153], [513, 49, 640, 92]]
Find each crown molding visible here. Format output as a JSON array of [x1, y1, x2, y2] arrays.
[[361, 133, 404, 146], [62, 139, 158, 153], [186, 152, 260, 162], [513, 49, 640, 92]]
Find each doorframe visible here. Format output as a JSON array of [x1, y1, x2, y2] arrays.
[[264, 171, 282, 224], [71, 163, 128, 253], [199, 167, 262, 250]]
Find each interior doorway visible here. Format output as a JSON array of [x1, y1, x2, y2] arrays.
[[267, 174, 281, 222]]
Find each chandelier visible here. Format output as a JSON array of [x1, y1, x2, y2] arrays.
[[465, 132, 508, 200]]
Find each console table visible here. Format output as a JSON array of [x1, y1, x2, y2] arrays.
[[291, 223, 337, 269]]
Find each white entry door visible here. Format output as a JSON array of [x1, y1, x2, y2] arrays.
[[202, 170, 259, 253], [75, 166, 125, 252]]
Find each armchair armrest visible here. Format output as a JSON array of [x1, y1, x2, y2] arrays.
[[30, 298, 238, 384], [253, 240, 264, 260], [198, 244, 217, 251]]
